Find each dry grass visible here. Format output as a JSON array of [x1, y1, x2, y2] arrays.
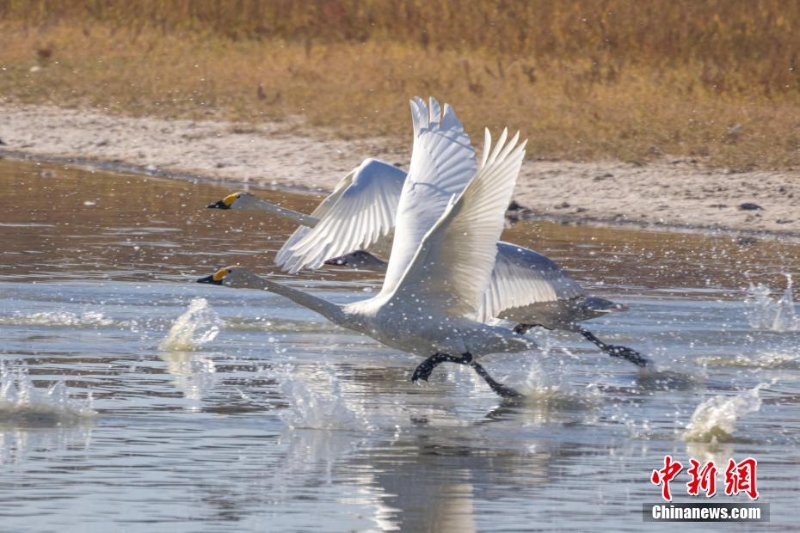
[[1, 0, 799, 168]]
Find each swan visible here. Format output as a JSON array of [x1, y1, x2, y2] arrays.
[[207, 157, 406, 272], [200, 97, 532, 398], [209, 190, 648, 367], [477, 243, 647, 366]]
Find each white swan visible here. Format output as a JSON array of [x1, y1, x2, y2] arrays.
[[207, 158, 406, 272], [209, 186, 647, 367], [200, 97, 532, 398], [477, 243, 646, 366]]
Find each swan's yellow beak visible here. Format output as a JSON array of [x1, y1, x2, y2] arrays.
[[197, 267, 231, 285], [207, 193, 239, 209]]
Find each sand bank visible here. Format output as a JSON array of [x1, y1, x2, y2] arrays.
[[2, 104, 798, 237]]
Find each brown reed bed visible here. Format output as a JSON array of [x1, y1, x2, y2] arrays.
[[0, 0, 798, 168]]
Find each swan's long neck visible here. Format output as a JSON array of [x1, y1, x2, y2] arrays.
[[247, 275, 346, 326], [252, 199, 319, 228]]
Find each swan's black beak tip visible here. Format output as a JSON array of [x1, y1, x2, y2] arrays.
[[197, 274, 221, 285], [207, 200, 230, 209]]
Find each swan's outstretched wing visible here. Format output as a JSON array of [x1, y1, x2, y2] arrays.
[[388, 129, 527, 316], [274, 173, 349, 267], [278, 159, 407, 273], [477, 242, 586, 322], [379, 97, 477, 296]]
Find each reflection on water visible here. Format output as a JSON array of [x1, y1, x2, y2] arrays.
[[1, 158, 800, 530], [5, 157, 800, 295], [0, 157, 351, 284], [159, 351, 218, 406]]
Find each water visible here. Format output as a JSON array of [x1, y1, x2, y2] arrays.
[[744, 276, 799, 332], [159, 297, 223, 351], [2, 158, 800, 531]]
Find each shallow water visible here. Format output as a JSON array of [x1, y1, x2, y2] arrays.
[[2, 158, 800, 531]]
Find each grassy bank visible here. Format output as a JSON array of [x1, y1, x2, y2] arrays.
[[1, 0, 798, 168]]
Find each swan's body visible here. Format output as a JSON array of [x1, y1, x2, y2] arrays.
[[201, 98, 533, 397]]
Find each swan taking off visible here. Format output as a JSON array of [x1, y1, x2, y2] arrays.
[[208, 183, 648, 368], [200, 97, 532, 398], [207, 157, 406, 272], [324, 243, 646, 367]]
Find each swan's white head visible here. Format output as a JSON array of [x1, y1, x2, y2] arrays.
[[207, 191, 258, 210], [197, 265, 263, 288]]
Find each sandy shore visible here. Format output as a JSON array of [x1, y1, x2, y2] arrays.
[[2, 104, 799, 237]]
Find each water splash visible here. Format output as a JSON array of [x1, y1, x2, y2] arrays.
[[0, 360, 96, 426], [682, 383, 768, 443], [276, 364, 374, 431], [159, 298, 223, 351], [515, 357, 602, 412], [744, 275, 798, 331]]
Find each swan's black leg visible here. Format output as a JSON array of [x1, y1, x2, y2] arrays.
[[578, 327, 649, 367], [412, 351, 523, 399], [412, 352, 471, 383], [469, 361, 522, 399]]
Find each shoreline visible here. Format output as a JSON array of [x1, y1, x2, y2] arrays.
[[2, 104, 800, 240]]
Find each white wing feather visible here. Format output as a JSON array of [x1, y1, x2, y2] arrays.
[[478, 242, 586, 322], [379, 97, 477, 296], [277, 159, 406, 273], [274, 170, 354, 268], [388, 129, 527, 316]]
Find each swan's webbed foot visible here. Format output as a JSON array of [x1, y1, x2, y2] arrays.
[[604, 344, 649, 367], [412, 352, 522, 399]]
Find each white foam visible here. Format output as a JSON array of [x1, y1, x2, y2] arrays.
[[0, 310, 114, 327], [276, 364, 374, 431], [515, 356, 602, 411], [683, 383, 768, 442], [0, 360, 96, 426], [159, 298, 223, 351]]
